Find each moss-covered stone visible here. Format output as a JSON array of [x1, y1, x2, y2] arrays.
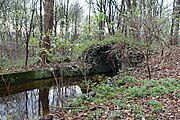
[[0, 70, 53, 87], [80, 42, 144, 75], [0, 67, 92, 87]]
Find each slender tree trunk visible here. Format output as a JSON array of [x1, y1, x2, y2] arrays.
[[54, 1, 58, 36], [88, 0, 91, 34], [174, 0, 180, 44], [126, 0, 131, 11], [25, 3, 35, 66], [108, 0, 112, 35], [159, 0, 164, 18], [0, 0, 5, 10], [111, 4, 115, 35], [42, 0, 54, 64], [117, 0, 125, 32], [98, 0, 106, 40], [74, 15, 78, 39], [65, 0, 69, 39], [40, 0, 43, 48], [170, 0, 178, 45], [15, 0, 19, 51], [25, 92, 28, 119]]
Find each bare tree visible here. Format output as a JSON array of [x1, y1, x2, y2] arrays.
[[40, 0, 43, 48], [71, 2, 83, 40], [25, 0, 37, 65], [41, 0, 54, 64], [170, 0, 179, 45], [174, 0, 180, 44]]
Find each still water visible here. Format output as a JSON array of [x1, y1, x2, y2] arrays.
[[0, 77, 87, 120]]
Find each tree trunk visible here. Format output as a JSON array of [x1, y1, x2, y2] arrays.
[[39, 88, 50, 116], [25, 2, 35, 66], [88, 0, 92, 34], [42, 0, 54, 64], [40, 0, 43, 48], [15, 0, 19, 51], [65, 0, 69, 39], [174, 0, 180, 44], [170, 0, 176, 45], [107, 0, 112, 35], [54, 1, 58, 37]]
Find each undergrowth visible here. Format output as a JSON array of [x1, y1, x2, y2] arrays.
[[68, 76, 180, 119]]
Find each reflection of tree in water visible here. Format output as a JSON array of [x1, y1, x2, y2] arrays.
[[49, 85, 82, 109], [0, 82, 82, 119], [39, 87, 50, 116], [0, 90, 40, 120]]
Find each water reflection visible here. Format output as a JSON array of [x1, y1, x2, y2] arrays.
[[39, 88, 50, 116], [0, 77, 83, 120]]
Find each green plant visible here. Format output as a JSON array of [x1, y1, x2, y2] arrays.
[[112, 100, 127, 109], [95, 109, 105, 117], [116, 79, 126, 86], [69, 97, 85, 107], [176, 93, 180, 98], [70, 109, 79, 115], [149, 86, 168, 96], [87, 113, 95, 119], [134, 104, 145, 119], [158, 78, 175, 87], [149, 100, 163, 113], [92, 97, 108, 104], [143, 80, 158, 88], [122, 76, 137, 84], [127, 86, 146, 98], [109, 110, 121, 119], [95, 84, 117, 99], [6, 111, 20, 120]]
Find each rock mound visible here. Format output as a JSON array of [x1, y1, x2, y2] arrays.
[[80, 42, 144, 75]]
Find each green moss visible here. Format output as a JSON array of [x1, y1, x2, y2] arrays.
[[0, 70, 52, 86]]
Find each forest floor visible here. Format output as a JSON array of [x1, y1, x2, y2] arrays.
[[131, 46, 180, 80], [0, 46, 179, 120], [41, 46, 179, 119]]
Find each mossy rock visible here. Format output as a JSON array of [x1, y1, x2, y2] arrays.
[[0, 67, 95, 87], [80, 42, 144, 75], [80, 44, 117, 74], [0, 70, 52, 87]]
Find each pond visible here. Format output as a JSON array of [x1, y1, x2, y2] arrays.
[[0, 76, 93, 120]]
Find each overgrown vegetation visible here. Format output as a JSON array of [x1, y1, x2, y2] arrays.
[[61, 76, 179, 119]]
